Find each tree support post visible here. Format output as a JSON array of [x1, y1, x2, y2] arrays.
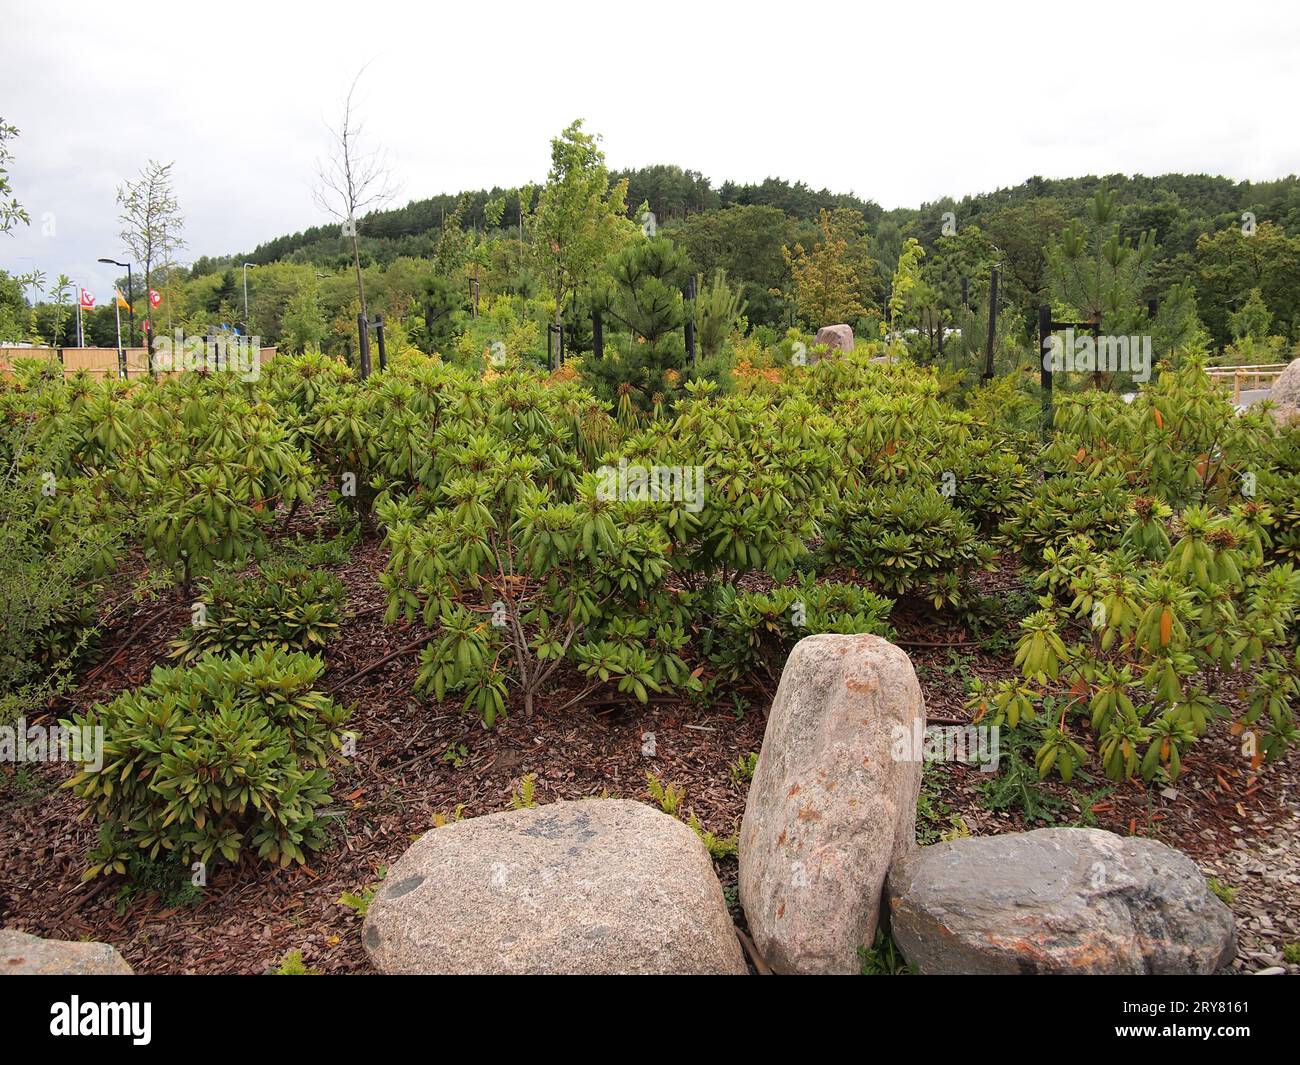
[[374, 313, 387, 372], [357, 313, 372, 379], [982, 265, 999, 382], [548, 323, 564, 369], [683, 274, 697, 364], [1038, 303, 1054, 438], [1039, 304, 1103, 439]]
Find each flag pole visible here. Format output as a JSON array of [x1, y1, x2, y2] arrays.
[[114, 293, 124, 379], [76, 291, 83, 347]]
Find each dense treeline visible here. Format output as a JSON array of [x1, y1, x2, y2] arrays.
[[214, 170, 1298, 288], [6, 123, 1300, 369], [227, 170, 1300, 274], [207, 165, 1300, 356], [217, 167, 887, 271]]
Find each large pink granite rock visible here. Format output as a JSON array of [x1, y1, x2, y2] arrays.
[[739, 633, 924, 974], [813, 324, 855, 356]]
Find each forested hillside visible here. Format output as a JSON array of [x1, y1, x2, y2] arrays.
[[8, 121, 1300, 373], [228, 169, 1300, 272]]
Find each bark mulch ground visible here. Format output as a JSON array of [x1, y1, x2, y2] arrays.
[[1, 521, 1295, 974]]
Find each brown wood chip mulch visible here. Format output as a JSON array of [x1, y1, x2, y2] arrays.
[[1, 512, 1295, 974]]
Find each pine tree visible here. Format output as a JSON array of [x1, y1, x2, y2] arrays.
[[1047, 187, 1156, 334], [584, 236, 702, 411], [694, 269, 747, 358]]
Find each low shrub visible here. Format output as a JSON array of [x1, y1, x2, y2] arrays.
[[821, 481, 994, 608], [170, 563, 345, 662], [379, 368, 696, 724], [1001, 469, 1134, 561], [0, 396, 125, 721], [65, 648, 351, 876], [66, 373, 316, 590], [974, 508, 1300, 784], [703, 579, 894, 687], [945, 437, 1034, 534]]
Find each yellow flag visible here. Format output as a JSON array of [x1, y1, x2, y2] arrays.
[[115, 287, 131, 309]]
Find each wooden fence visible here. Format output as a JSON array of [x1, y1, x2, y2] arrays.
[[1204, 363, 1289, 403], [0, 345, 277, 380]]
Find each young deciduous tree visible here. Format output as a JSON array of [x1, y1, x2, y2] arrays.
[[282, 274, 328, 354], [315, 69, 397, 329], [433, 196, 474, 278], [530, 120, 635, 336], [1230, 287, 1272, 343], [117, 160, 186, 344], [885, 237, 926, 337], [0, 117, 28, 236], [48, 274, 73, 347], [783, 208, 875, 328]]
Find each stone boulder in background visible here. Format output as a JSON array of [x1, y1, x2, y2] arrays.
[[1266, 357, 1300, 425], [813, 324, 855, 356]]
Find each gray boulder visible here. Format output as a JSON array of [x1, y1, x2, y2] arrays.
[[0, 929, 133, 975], [886, 827, 1236, 974], [363, 799, 746, 974], [1269, 357, 1300, 406], [1267, 358, 1300, 425], [739, 633, 924, 974]]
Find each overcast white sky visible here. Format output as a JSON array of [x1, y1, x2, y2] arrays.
[[3, 0, 1298, 300]]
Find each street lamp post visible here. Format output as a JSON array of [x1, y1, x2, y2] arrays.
[[97, 258, 135, 347], [242, 262, 254, 332], [98, 257, 135, 377]]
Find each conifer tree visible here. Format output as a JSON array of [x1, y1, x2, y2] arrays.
[[584, 236, 707, 411], [1048, 187, 1156, 334]]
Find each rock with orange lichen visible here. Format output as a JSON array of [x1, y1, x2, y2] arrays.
[[885, 827, 1235, 974], [0, 929, 133, 975], [738, 633, 924, 974]]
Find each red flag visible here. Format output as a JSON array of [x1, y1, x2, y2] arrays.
[[79, 288, 95, 308], [148, 289, 161, 308]]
